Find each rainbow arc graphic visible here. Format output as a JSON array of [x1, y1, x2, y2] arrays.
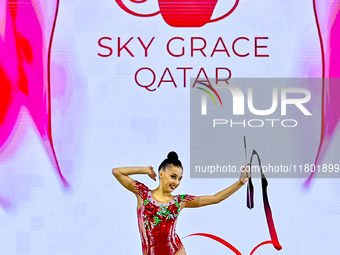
[[196, 81, 223, 106]]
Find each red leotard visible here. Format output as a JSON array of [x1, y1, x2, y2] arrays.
[[134, 180, 194, 255]]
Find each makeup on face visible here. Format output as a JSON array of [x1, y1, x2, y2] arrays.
[[162, 165, 183, 191]]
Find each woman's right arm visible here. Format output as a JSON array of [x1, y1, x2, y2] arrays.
[[112, 166, 156, 193]]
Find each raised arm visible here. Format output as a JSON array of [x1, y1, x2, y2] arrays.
[[112, 166, 156, 193], [182, 164, 250, 208]]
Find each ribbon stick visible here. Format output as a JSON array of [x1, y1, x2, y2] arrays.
[[243, 136, 248, 165], [244, 136, 254, 209]]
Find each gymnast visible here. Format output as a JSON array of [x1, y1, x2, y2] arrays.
[[112, 151, 250, 255]]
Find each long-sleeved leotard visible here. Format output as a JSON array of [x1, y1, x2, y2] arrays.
[[134, 180, 194, 255]]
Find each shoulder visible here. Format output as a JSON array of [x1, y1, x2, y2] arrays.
[[177, 194, 195, 203], [133, 180, 149, 200]]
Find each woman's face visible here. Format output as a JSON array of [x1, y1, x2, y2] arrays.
[[160, 165, 183, 192]]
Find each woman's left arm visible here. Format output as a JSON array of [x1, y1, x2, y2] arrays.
[[182, 164, 250, 208]]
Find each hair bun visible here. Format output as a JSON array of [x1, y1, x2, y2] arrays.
[[158, 151, 182, 171], [167, 151, 178, 161]]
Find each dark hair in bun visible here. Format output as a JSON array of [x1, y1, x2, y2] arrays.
[[158, 151, 182, 171]]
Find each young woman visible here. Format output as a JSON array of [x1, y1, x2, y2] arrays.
[[112, 151, 250, 255]]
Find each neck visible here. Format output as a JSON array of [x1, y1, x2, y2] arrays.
[[154, 185, 172, 198]]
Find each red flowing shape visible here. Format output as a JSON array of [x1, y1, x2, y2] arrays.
[[247, 151, 282, 251], [304, 0, 326, 186], [263, 190, 282, 251], [305, 0, 340, 186], [0, 0, 69, 204], [250, 240, 278, 255], [48, 0, 69, 187], [183, 233, 242, 255], [184, 233, 282, 254], [184, 153, 282, 254]]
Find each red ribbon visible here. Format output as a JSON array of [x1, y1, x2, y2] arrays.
[[185, 150, 282, 254]]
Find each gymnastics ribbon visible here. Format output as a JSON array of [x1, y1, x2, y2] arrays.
[[183, 233, 242, 255], [247, 150, 282, 251], [184, 149, 282, 254]]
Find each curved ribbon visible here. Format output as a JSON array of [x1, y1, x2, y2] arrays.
[[184, 149, 282, 254], [247, 150, 282, 251], [183, 233, 242, 255], [250, 240, 279, 255]]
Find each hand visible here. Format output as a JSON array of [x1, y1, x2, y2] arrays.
[[147, 166, 157, 181], [240, 163, 251, 185]]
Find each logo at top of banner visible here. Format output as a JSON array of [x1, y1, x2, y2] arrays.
[[115, 0, 239, 27]]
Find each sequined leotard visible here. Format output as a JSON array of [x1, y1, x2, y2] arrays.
[[134, 180, 194, 255]]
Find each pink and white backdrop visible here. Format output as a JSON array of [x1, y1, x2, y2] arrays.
[[0, 0, 340, 254]]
